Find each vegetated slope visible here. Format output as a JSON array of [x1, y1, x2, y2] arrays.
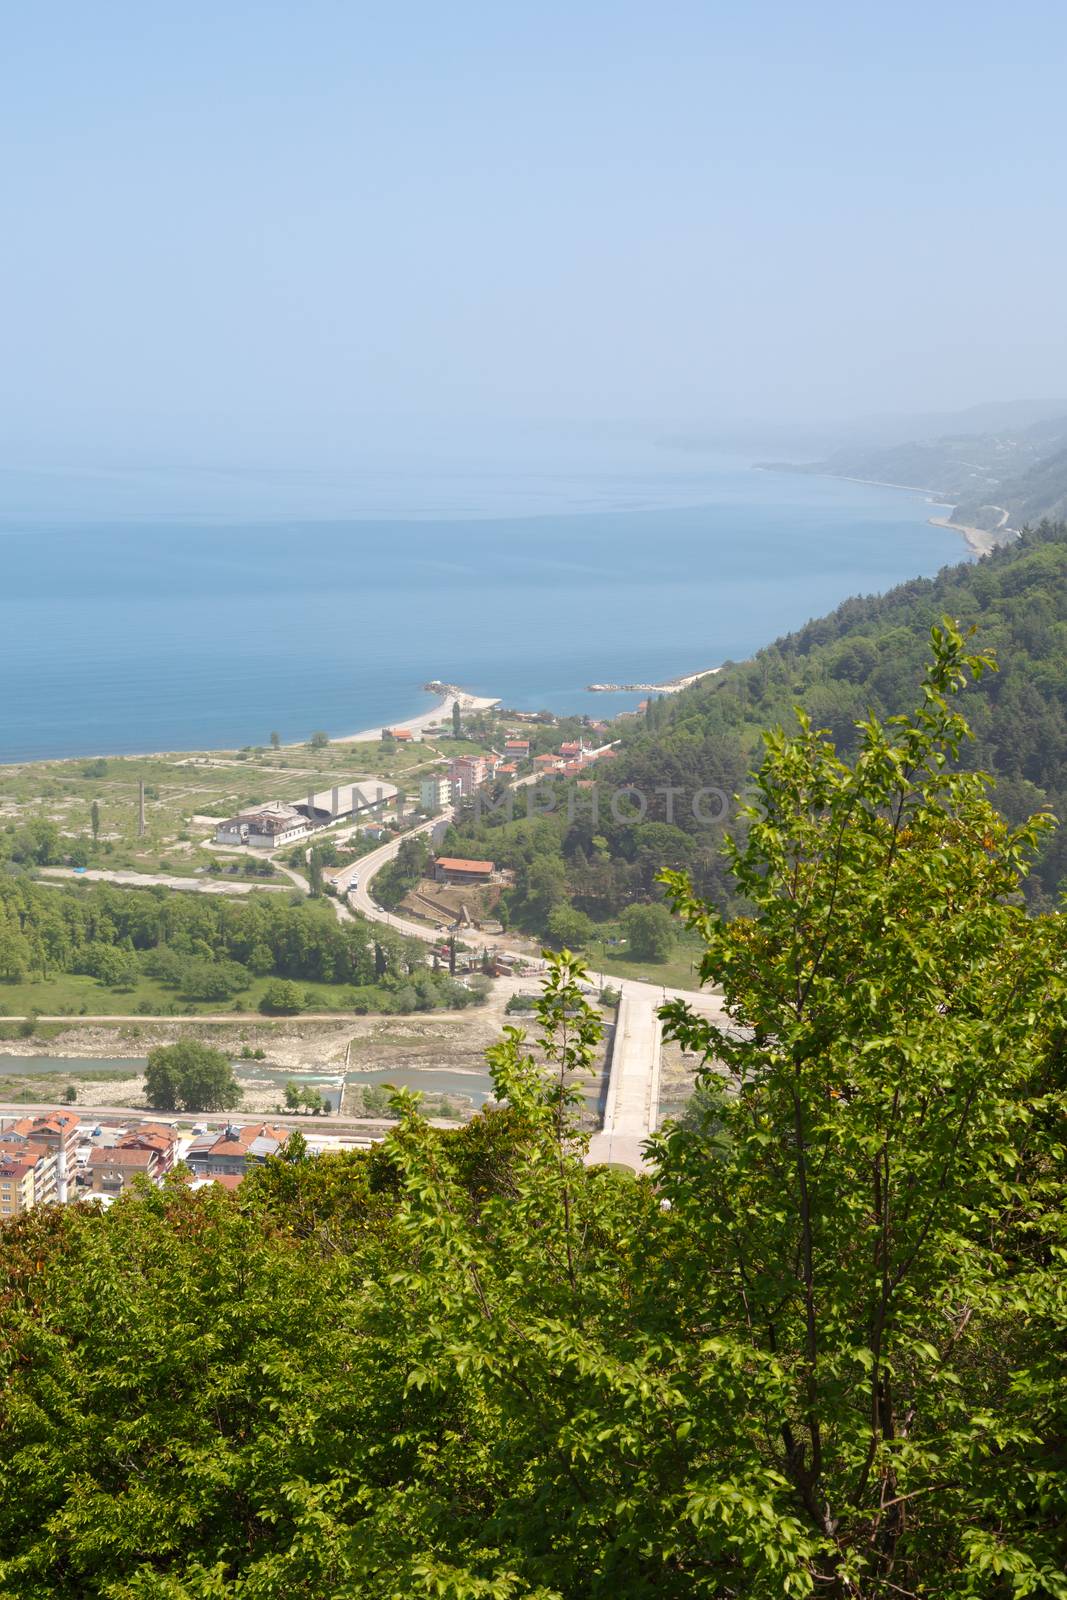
[[1, 645, 1065, 1598], [765, 414, 1067, 531], [626, 518, 1067, 901], [447, 520, 1067, 925], [954, 439, 1067, 529]]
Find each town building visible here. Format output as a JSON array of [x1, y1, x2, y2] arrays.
[[449, 756, 489, 797], [434, 856, 494, 886], [0, 1152, 38, 1216], [295, 782, 398, 828], [0, 1140, 58, 1215], [216, 782, 398, 846], [420, 775, 453, 811], [3, 1111, 79, 1202], [186, 1122, 290, 1179], [215, 803, 310, 849], [503, 739, 531, 760], [184, 1172, 245, 1192], [88, 1145, 160, 1196], [117, 1122, 179, 1176]]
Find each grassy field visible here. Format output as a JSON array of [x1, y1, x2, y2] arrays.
[[0, 719, 517, 879], [0, 971, 371, 1020], [595, 946, 711, 994], [0, 742, 441, 871]]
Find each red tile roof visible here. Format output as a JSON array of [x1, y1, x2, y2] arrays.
[[10, 1112, 78, 1138], [119, 1128, 175, 1153], [89, 1147, 155, 1169], [435, 857, 494, 874], [206, 1122, 289, 1157], [0, 1159, 34, 1182]]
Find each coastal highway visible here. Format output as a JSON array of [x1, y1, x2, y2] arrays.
[[324, 811, 725, 1170]]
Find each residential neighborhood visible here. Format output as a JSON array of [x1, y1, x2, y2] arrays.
[[0, 1109, 383, 1214]]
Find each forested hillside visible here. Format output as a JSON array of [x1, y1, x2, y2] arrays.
[[767, 415, 1067, 531], [446, 520, 1067, 933], [0, 877, 479, 1015], [1, 636, 1064, 1598]]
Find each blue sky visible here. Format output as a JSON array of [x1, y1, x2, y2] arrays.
[[3, 1, 1067, 468]]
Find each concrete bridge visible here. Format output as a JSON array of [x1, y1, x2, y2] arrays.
[[585, 991, 663, 1171]]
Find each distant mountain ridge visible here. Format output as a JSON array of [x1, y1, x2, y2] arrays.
[[762, 403, 1067, 537]]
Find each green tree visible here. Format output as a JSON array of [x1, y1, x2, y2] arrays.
[[545, 903, 595, 949], [0, 930, 28, 981], [144, 1040, 242, 1112], [62, 1084, 77, 1104], [523, 853, 569, 926], [259, 979, 306, 1014], [179, 958, 249, 1003], [0, 633, 1064, 1600], [284, 1081, 325, 1114], [90, 800, 100, 843], [270, 730, 281, 749], [81, 943, 140, 989], [648, 621, 1067, 1592], [307, 848, 325, 898], [452, 699, 462, 739], [308, 730, 330, 749], [621, 899, 675, 960]]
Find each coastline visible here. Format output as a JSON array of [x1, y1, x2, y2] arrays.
[[587, 666, 721, 693], [926, 514, 1008, 559], [333, 685, 501, 745], [755, 462, 1014, 559]]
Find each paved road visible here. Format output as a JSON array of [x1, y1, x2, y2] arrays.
[[37, 811, 723, 1173], [316, 814, 726, 1170], [585, 992, 662, 1171], [0, 1104, 460, 1132]]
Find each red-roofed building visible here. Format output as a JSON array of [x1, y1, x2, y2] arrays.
[[6, 1111, 79, 1203], [117, 1123, 179, 1176], [187, 1123, 291, 1180], [88, 1145, 160, 1196], [434, 856, 494, 885], [0, 1140, 56, 1215], [184, 1171, 244, 1192], [504, 739, 530, 758], [450, 755, 490, 796]]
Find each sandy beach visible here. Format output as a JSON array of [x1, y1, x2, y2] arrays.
[[334, 685, 501, 745], [927, 514, 1011, 559]]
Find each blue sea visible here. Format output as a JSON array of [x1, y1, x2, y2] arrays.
[[0, 454, 963, 763]]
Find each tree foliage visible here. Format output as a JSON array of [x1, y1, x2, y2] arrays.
[[144, 1039, 242, 1112], [0, 628, 1063, 1598]]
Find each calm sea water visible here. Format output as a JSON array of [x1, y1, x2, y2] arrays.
[[0, 458, 963, 762]]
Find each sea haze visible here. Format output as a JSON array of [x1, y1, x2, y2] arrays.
[[0, 460, 963, 762]]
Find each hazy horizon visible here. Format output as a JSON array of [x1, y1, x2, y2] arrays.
[[4, 2, 1067, 475]]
